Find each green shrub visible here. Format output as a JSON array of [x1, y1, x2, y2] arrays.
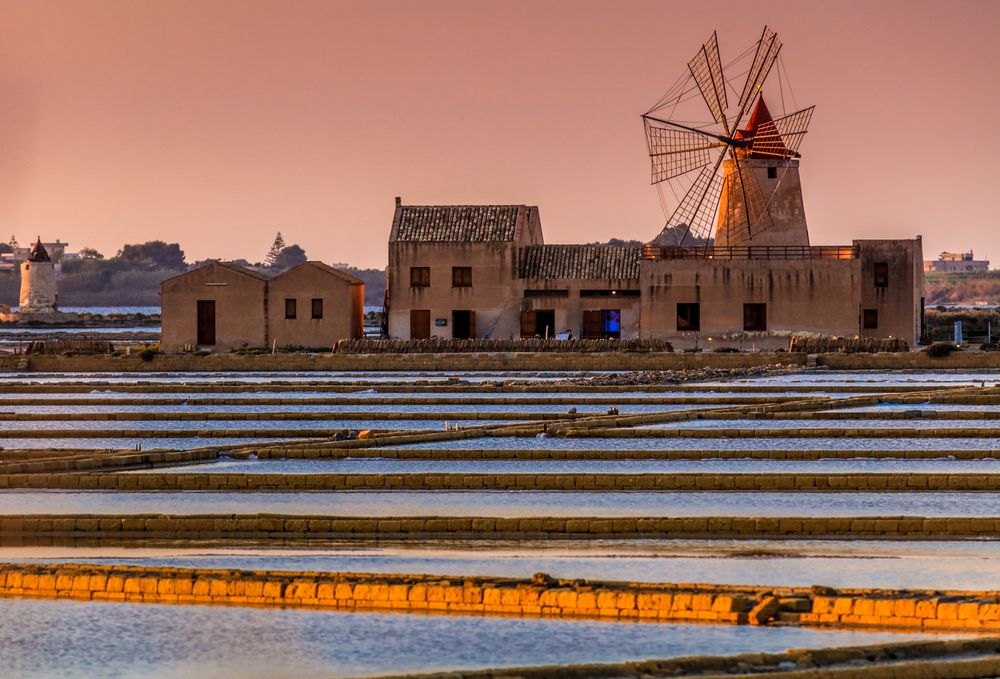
[[924, 342, 961, 357], [981, 342, 998, 352], [713, 347, 741, 353], [139, 348, 158, 362]]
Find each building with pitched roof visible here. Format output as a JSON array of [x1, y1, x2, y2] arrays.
[[161, 261, 363, 351], [387, 198, 543, 339], [387, 198, 644, 340], [519, 245, 641, 339], [385, 195, 924, 348]]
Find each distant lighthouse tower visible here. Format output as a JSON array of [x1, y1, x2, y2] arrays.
[[19, 237, 58, 314]]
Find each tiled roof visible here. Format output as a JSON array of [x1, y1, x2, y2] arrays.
[[520, 245, 641, 280], [219, 262, 269, 280], [273, 261, 363, 285], [394, 205, 522, 242]]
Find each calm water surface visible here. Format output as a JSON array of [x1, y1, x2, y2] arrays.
[[6, 539, 1000, 590], [146, 456, 1000, 475], [1, 490, 997, 516], [0, 597, 961, 679]]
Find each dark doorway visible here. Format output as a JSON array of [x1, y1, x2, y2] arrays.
[[452, 310, 475, 339], [196, 300, 216, 346], [743, 303, 767, 331], [535, 310, 555, 338], [410, 309, 430, 339]]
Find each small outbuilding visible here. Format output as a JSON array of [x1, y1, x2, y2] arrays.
[[160, 261, 363, 352], [268, 261, 364, 348]]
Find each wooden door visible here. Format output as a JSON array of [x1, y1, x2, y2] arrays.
[[582, 310, 602, 339], [410, 309, 430, 339], [520, 311, 537, 338], [469, 311, 476, 339], [196, 300, 216, 346]]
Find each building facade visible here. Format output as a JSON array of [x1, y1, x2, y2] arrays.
[[386, 199, 924, 348], [924, 251, 990, 273], [161, 261, 363, 352]]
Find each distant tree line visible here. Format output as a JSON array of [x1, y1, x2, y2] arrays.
[[0, 233, 386, 307]]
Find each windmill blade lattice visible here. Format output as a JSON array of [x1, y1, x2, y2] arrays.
[[643, 27, 811, 249], [688, 31, 730, 134], [734, 27, 782, 128], [645, 122, 722, 183], [751, 105, 815, 158], [652, 156, 725, 246], [720, 157, 773, 246]]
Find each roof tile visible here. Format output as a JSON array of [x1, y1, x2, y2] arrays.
[[394, 205, 522, 242], [520, 245, 641, 280]]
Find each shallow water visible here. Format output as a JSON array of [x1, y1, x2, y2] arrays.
[[6, 539, 1000, 590], [653, 418, 1000, 430], [0, 402, 715, 415], [0, 597, 950, 679], [148, 456, 1000, 475], [0, 419, 517, 431], [0, 490, 996, 517], [386, 436, 1000, 451], [0, 437, 300, 450]]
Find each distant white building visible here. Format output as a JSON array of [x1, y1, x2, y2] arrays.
[[924, 251, 990, 273]]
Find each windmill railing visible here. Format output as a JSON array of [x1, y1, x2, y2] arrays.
[[642, 245, 857, 261]]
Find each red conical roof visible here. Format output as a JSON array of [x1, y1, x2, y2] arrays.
[[734, 96, 789, 158]]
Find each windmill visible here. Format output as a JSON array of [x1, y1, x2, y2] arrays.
[[643, 27, 815, 251]]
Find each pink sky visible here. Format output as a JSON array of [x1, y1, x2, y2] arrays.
[[1, 0, 998, 268]]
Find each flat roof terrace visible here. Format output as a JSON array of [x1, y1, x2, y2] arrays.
[[642, 245, 857, 260]]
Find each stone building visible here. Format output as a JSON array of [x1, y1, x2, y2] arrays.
[[519, 244, 641, 339], [160, 261, 363, 352], [924, 251, 990, 273], [19, 238, 58, 314], [386, 200, 543, 340], [385, 198, 924, 348]]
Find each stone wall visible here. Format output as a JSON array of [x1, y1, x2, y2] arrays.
[[2, 514, 997, 540], [6, 472, 1000, 492], [0, 562, 998, 632]]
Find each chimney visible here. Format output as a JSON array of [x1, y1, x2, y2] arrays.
[[395, 196, 401, 207]]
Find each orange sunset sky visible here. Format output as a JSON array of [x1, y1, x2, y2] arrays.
[[1, 0, 998, 269]]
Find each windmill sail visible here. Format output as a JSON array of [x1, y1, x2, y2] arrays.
[[688, 32, 730, 134], [644, 121, 722, 183], [751, 105, 815, 158], [733, 27, 781, 131], [651, 156, 725, 245], [718, 156, 773, 246]]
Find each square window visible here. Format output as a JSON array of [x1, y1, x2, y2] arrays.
[[743, 303, 766, 331], [767, 166, 778, 179], [284, 298, 297, 319], [410, 267, 430, 287], [452, 266, 472, 287], [676, 302, 700, 331], [311, 298, 323, 319], [863, 308, 878, 329], [874, 262, 889, 288]]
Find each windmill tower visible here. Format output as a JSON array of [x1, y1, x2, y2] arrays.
[[19, 237, 57, 314], [642, 28, 815, 251]]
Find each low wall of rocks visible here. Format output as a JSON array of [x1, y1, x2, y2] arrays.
[[563, 426, 1000, 438], [4, 350, 1000, 372], [6, 472, 1000, 492], [382, 639, 1000, 679], [321, 447, 1000, 460], [0, 562, 998, 632], [0, 352, 806, 373], [1, 514, 997, 540], [0, 449, 218, 475]]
